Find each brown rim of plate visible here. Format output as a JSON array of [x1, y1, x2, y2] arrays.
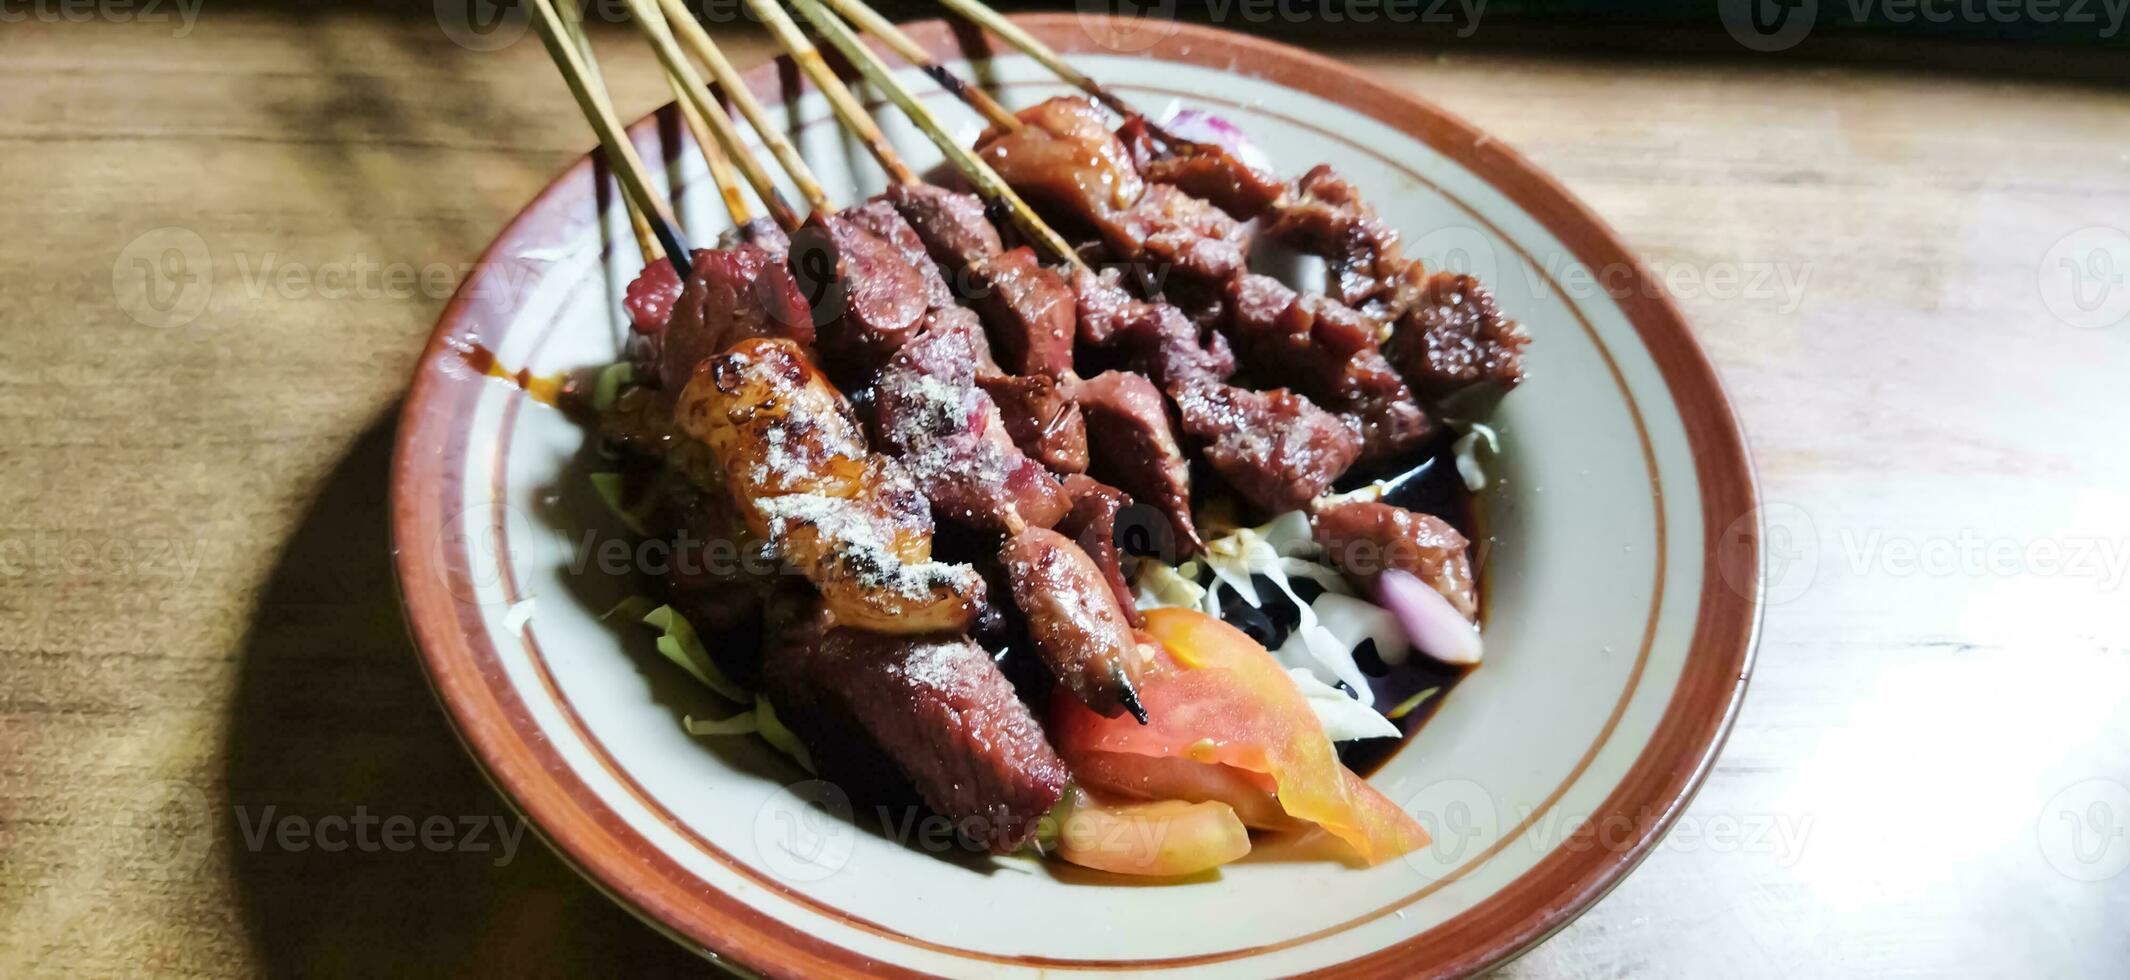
[[390, 15, 1761, 978]]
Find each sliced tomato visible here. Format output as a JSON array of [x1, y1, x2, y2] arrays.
[[1054, 795, 1251, 877], [1068, 750, 1301, 832], [1051, 607, 1428, 865]]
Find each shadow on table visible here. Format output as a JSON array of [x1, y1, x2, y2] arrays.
[[220, 410, 704, 978]]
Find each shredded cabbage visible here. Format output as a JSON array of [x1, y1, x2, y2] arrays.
[[612, 598, 814, 771], [1288, 669, 1402, 741], [1450, 421, 1501, 492], [639, 603, 747, 702]]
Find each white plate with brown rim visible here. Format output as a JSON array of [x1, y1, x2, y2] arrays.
[[391, 14, 1762, 977]]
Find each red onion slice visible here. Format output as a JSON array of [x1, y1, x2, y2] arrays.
[[1376, 569, 1482, 666]]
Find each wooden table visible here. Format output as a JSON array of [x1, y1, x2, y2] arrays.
[[4, 7, 2126, 976]]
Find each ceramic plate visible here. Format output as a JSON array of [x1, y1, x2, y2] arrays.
[[391, 15, 1761, 977]]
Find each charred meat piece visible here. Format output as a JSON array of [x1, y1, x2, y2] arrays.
[[1225, 274, 1435, 463], [1310, 499, 1477, 619], [976, 96, 1146, 245], [654, 246, 816, 394], [1072, 267, 1236, 389], [1386, 272, 1531, 402], [762, 610, 1069, 852], [873, 319, 1071, 533], [760, 609, 924, 809], [790, 213, 929, 368], [1111, 183, 1249, 284], [1172, 380, 1361, 514], [1057, 474, 1140, 627], [976, 372, 1090, 474], [839, 198, 958, 313], [1117, 115, 1287, 221], [883, 183, 1004, 277], [1265, 164, 1417, 320], [1068, 370, 1202, 558], [677, 337, 985, 634], [969, 247, 1076, 378], [624, 257, 684, 334], [977, 97, 1246, 282], [924, 304, 1002, 376], [1001, 527, 1146, 721]]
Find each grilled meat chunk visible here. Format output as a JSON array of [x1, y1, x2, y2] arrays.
[[1225, 273, 1435, 463], [976, 96, 1145, 242], [976, 372, 1090, 474], [677, 337, 984, 633], [1265, 164, 1417, 320], [977, 97, 1247, 282], [1387, 272, 1531, 402], [1001, 527, 1146, 721], [762, 610, 1069, 853], [792, 212, 929, 368], [1057, 474, 1140, 627], [873, 320, 1071, 533], [969, 246, 1076, 378], [653, 246, 815, 394], [1112, 183, 1249, 284], [1172, 380, 1361, 514], [1117, 115, 1286, 221], [840, 198, 958, 312], [1068, 370, 1202, 558], [1072, 266, 1236, 389], [883, 183, 1004, 277], [1310, 499, 1477, 619]]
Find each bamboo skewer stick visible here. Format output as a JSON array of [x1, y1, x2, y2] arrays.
[[651, 0, 833, 215], [933, 0, 1135, 120], [526, 0, 693, 272], [818, 0, 1019, 133], [741, 0, 919, 187], [550, 0, 664, 263], [636, 0, 755, 227], [623, 0, 801, 231], [786, 0, 1084, 270]]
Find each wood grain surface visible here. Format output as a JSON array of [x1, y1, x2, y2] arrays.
[[2, 6, 2126, 977]]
